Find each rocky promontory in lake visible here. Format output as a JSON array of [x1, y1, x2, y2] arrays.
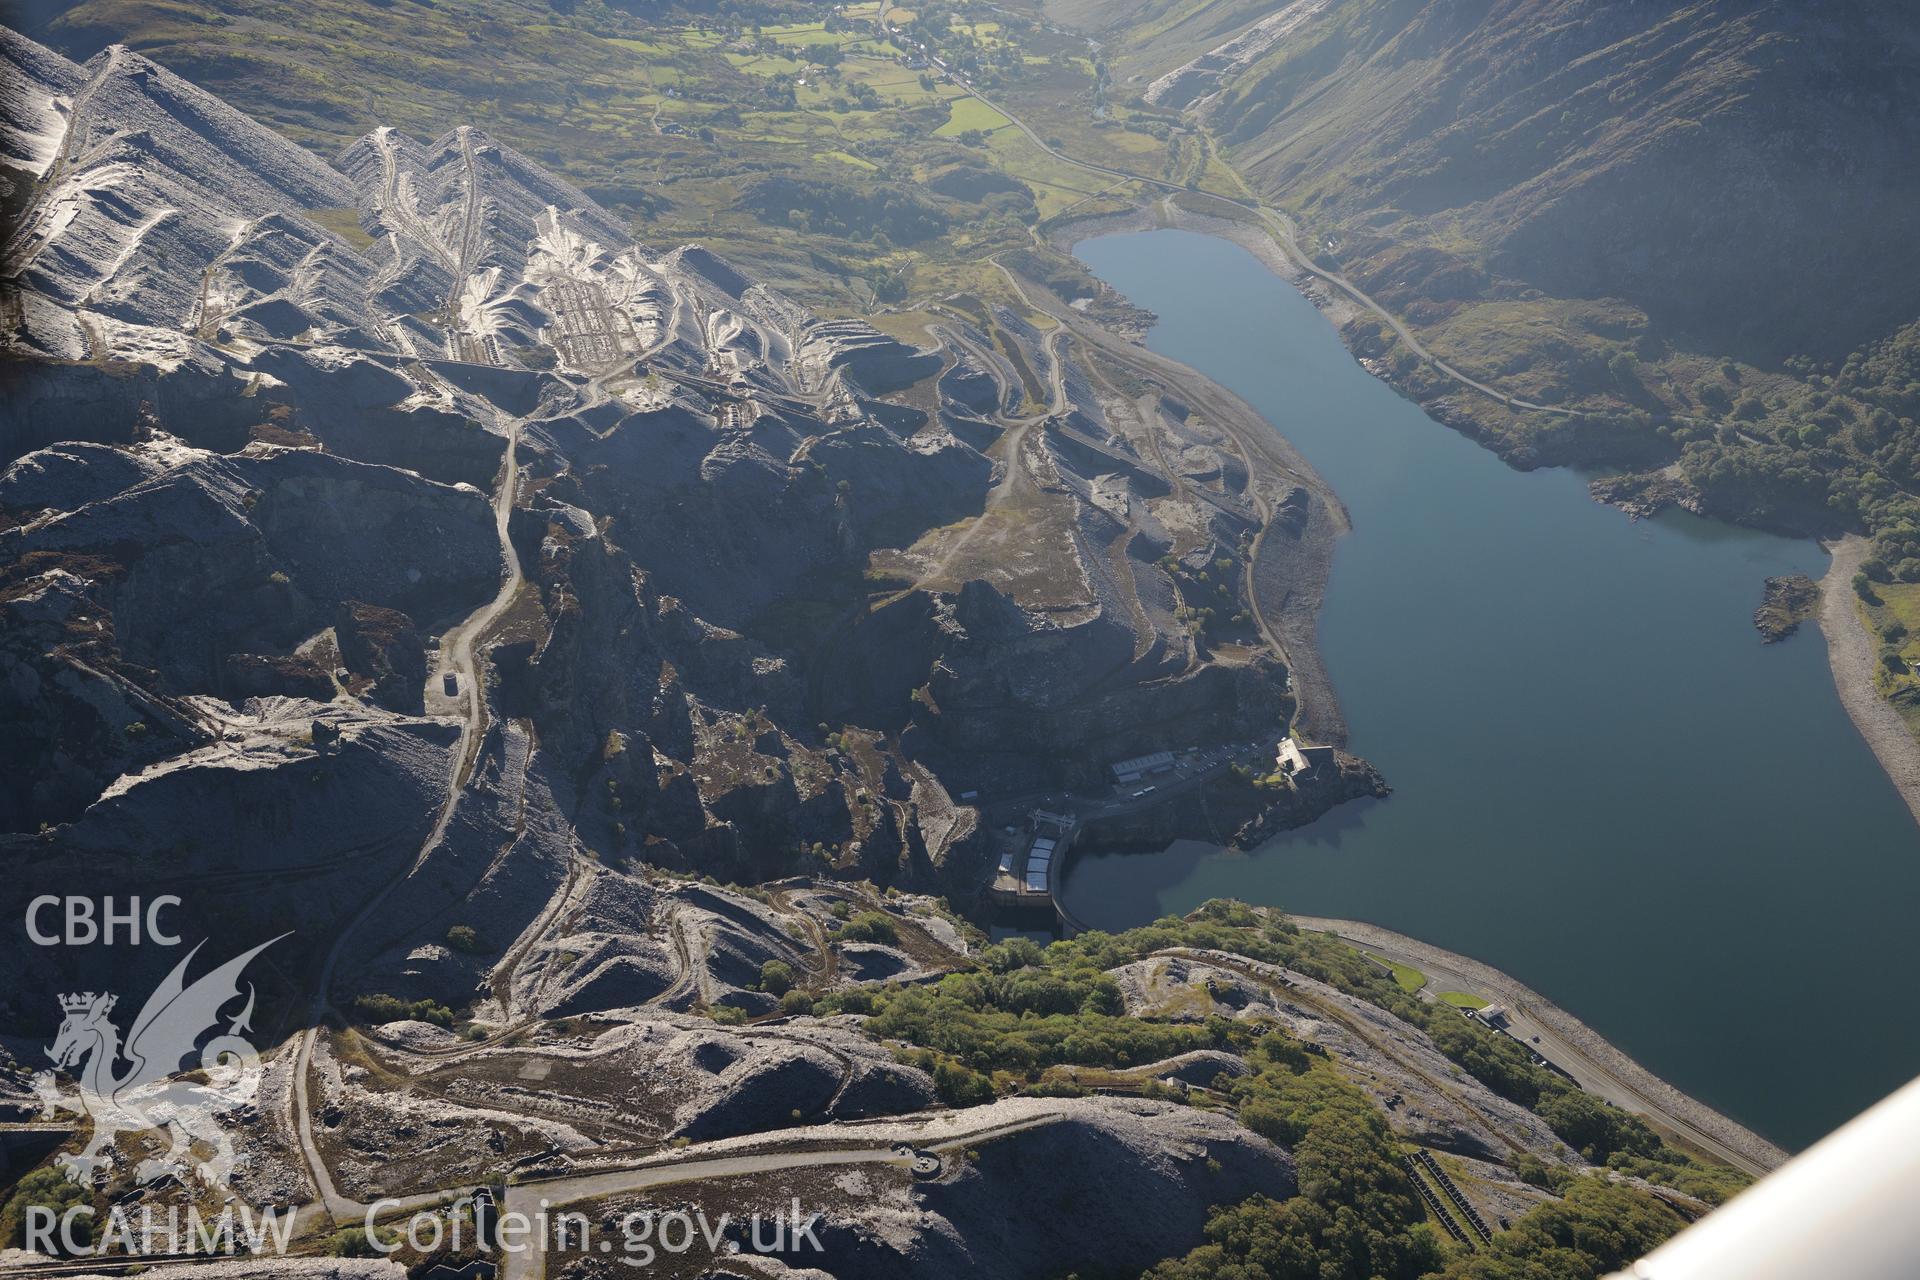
[[1755, 575, 1820, 644]]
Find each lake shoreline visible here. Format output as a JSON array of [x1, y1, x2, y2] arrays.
[[1819, 535, 1920, 831], [1052, 217, 1797, 1159], [1052, 198, 1371, 338], [1021, 224, 1354, 745], [1062, 224, 1920, 1147], [1068, 202, 1920, 847], [1290, 914, 1789, 1174]]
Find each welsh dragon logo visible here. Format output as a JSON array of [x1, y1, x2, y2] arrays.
[[32, 936, 285, 1189]]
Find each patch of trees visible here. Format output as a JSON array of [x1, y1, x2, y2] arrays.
[[825, 899, 1749, 1214], [737, 175, 949, 244], [1101, 919, 1697, 1280], [829, 958, 1221, 1084], [351, 992, 456, 1028], [1678, 438, 1842, 532], [2, 1168, 90, 1252], [1591, 316, 1920, 559], [831, 910, 898, 945], [1161, 1154, 1687, 1280], [1285, 930, 1745, 1202], [1160, 553, 1253, 641], [1161, 1060, 1699, 1280], [926, 163, 1034, 219], [998, 903, 1752, 1198], [1151, 1039, 1444, 1280], [1426, 1179, 1688, 1280], [905, 6, 952, 41]]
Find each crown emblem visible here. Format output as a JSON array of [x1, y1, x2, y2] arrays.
[[59, 992, 114, 1016]]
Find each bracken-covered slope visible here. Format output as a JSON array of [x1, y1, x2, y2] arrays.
[[1082, 0, 1920, 364]]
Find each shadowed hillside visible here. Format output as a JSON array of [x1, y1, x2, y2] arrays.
[[1072, 0, 1920, 364]]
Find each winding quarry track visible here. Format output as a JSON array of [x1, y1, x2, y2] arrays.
[[989, 257, 1296, 663], [499, 1111, 1064, 1280], [985, 252, 1350, 739], [290, 410, 523, 1223], [427, 419, 524, 787]]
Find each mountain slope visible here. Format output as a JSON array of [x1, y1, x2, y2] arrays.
[[1086, 0, 1920, 364], [1055, 0, 1920, 612]]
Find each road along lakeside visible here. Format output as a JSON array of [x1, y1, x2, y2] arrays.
[[1290, 915, 1786, 1178], [1819, 534, 1920, 831]]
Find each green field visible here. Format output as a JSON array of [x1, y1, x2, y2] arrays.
[[1365, 952, 1427, 994], [934, 95, 1013, 137], [1858, 586, 1920, 737], [761, 23, 846, 46]]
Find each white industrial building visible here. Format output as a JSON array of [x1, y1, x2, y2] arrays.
[[1110, 750, 1175, 784]]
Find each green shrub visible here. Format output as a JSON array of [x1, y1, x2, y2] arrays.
[[841, 964, 1214, 1076], [351, 993, 454, 1028], [759, 959, 796, 996], [979, 937, 1045, 972], [928, 1055, 994, 1106], [445, 925, 485, 953], [834, 911, 899, 946], [327, 1227, 387, 1257]]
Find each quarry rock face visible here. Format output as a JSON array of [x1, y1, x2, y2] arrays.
[[333, 600, 428, 713], [0, 25, 1331, 993], [0, 23, 1308, 895], [1, 29, 968, 894], [0, 20, 1328, 1201]]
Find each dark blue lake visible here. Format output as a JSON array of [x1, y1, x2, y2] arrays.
[[1065, 227, 1920, 1150]]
